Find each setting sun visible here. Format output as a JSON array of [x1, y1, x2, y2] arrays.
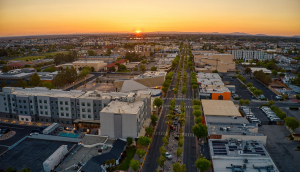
[[135, 30, 141, 33]]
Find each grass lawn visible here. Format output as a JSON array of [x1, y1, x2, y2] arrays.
[[117, 70, 131, 73], [118, 148, 137, 170], [13, 51, 69, 61]]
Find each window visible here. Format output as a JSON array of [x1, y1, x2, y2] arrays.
[[4, 97, 6, 101], [88, 109, 91, 112], [52, 112, 55, 115], [61, 113, 64, 116], [67, 121, 69, 124], [23, 100, 26, 103], [39, 100, 42, 103], [4, 103, 7, 106], [13, 103, 15, 106], [88, 115, 91, 118], [87, 103, 91, 107], [31, 111, 33, 114], [19, 105, 22, 108], [40, 106, 43, 109], [55, 101, 58, 104], [77, 109, 80, 111], [30, 105, 33, 109], [45, 112, 48, 115], [72, 108, 74, 111], [44, 106, 47, 109], [26, 118, 28, 121], [24, 106, 27, 109], [46, 119, 48, 122], [20, 111, 23, 114], [81, 102, 85, 106], [41, 111, 43, 114], [30, 100, 32, 103], [104, 104, 107, 107], [60, 101, 63, 105], [78, 114, 80, 117], [19, 100, 21, 103], [65, 107, 69, 111], [94, 115, 97, 118], [41, 119, 44, 122], [66, 113, 69, 117], [51, 106, 54, 110], [82, 109, 86, 112], [82, 114, 86, 118], [21, 118, 24, 121], [72, 114, 75, 116], [77, 102, 79, 105], [71, 102, 74, 105], [60, 107, 63, 110], [51, 101, 54, 104], [57, 119, 59, 122], [5, 108, 7, 111], [25, 111, 27, 114], [94, 103, 96, 106], [65, 101, 68, 105], [44, 100, 47, 104], [62, 121, 65, 124], [94, 109, 97, 112], [12, 98, 14, 101]]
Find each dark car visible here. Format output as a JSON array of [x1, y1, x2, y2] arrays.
[[170, 125, 176, 130], [1, 128, 10, 134], [174, 121, 178, 125], [32, 128, 43, 134]]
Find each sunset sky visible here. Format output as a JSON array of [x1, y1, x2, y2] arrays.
[[0, 0, 299, 37]]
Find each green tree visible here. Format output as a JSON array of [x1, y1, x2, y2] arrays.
[[145, 126, 154, 137], [136, 149, 146, 162], [172, 162, 187, 172], [178, 139, 183, 147], [181, 86, 187, 95], [106, 160, 111, 167], [110, 66, 116, 72], [246, 82, 253, 88], [133, 67, 138, 71], [272, 70, 278, 75], [195, 116, 203, 124], [285, 117, 300, 131], [212, 70, 218, 73], [245, 67, 251, 74], [176, 148, 183, 161], [192, 124, 208, 139], [36, 68, 42, 72], [253, 90, 263, 96], [153, 97, 163, 112], [159, 146, 167, 156], [151, 66, 157, 71], [5, 167, 16, 172], [141, 60, 147, 64], [127, 137, 133, 146], [137, 136, 151, 147], [119, 64, 127, 71], [192, 99, 201, 105], [162, 136, 169, 147], [193, 110, 202, 117], [195, 158, 211, 172], [150, 114, 158, 126], [268, 100, 275, 106], [2, 65, 10, 72], [139, 65, 146, 72], [42, 82, 55, 89], [129, 159, 140, 172], [110, 159, 116, 166], [156, 155, 166, 171], [87, 50, 95, 56]]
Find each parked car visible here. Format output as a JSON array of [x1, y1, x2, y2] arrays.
[[165, 152, 172, 159], [276, 95, 283, 100], [59, 127, 64, 131], [174, 121, 178, 125], [258, 95, 266, 99], [232, 94, 240, 98], [101, 145, 108, 150], [170, 125, 176, 130], [174, 108, 181, 114]]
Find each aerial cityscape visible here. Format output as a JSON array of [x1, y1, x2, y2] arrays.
[[0, 0, 300, 172]]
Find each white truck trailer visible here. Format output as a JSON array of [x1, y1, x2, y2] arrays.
[[43, 123, 59, 135], [43, 145, 68, 172]]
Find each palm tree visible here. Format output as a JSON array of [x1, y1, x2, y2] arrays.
[[178, 118, 186, 132]]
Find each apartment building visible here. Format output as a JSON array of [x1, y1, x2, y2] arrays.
[[227, 50, 274, 61], [0, 87, 151, 128]]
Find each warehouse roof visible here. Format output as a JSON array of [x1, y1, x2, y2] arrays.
[[202, 100, 241, 117]]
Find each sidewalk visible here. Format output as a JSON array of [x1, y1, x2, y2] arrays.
[[62, 74, 94, 90]]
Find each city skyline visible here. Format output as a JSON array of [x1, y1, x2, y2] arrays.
[[0, 0, 300, 37]]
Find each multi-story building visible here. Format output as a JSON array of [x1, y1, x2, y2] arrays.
[[227, 50, 274, 61], [0, 87, 151, 129], [0, 68, 36, 85]]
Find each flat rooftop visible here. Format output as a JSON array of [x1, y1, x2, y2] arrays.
[[2, 87, 85, 98], [101, 99, 144, 114], [205, 116, 249, 124], [197, 78, 224, 86], [134, 71, 167, 79], [202, 100, 241, 117], [207, 123, 263, 136], [200, 85, 230, 94], [197, 73, 221, 79], [209, 139, 278, 172], [0, 138, 76, 172], [73, 60, 104, 64]]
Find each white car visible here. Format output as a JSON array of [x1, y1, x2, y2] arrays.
[[165, 152, 172, 159], [276, 95, 282, 100]]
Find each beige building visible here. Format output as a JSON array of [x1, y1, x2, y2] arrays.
[[194, 53, 235, 73], [202, 100, 241, 117], [72, 60, 107, 72]]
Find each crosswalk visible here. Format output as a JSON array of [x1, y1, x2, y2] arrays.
[[162, 98, 193, 100], [163, 105, 193, 108], [154, 132, 195, 137]]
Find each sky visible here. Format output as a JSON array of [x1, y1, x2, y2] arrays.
[[0, 0, 300, 37]]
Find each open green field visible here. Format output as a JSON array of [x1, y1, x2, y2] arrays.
[[13, 51, 69, 61]]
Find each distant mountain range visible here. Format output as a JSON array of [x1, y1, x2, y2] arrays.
[[1, 32, 300, 39]]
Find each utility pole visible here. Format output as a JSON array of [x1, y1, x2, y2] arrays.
[[215, 58, 220, 71]]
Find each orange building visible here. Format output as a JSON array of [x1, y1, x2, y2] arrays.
[[199, 85, 231, 100]]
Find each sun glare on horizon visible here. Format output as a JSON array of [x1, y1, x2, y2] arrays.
[[135, 30, 141, 33]]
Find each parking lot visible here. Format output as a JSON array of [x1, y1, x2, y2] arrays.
[[0, 123, 37, 155], [222, 76, 253, 100], [251, 108, 270, 125], [245, 76, 277, 101], [258, 125, 300, 172], [0, 138, 76, 171]]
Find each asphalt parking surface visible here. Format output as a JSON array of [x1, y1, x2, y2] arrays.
[[258, 125, 300, 172], [222, 76, 253, 100], [245, 76, 277, 101], [0, 123, 37, 154], [0, 138, 75, 171], [251, 108, 270, 124]]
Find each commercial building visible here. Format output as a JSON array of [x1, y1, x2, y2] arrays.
[[193, 53, 235, 73], [7, 59, 54, 69], [199, 85, 231, 100], [100, 91, 151, 139], [249, 67, 271, 74], [0, 68, 36, 85], [0, 87, 151, 129], [227, 50, 274, 61], [208, 139, 278, 172], [72, 60, 107, 72], [78, 54, 120, 63], [202, 100, 241, 117], [105, 59, 128, 71]]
